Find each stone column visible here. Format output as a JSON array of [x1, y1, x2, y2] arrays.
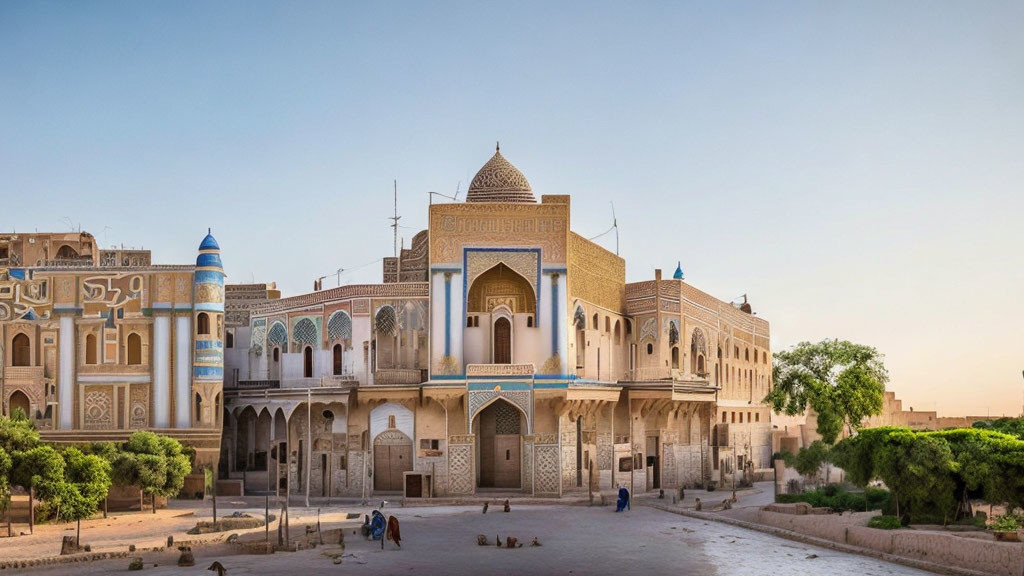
[[174, 315, 192, 428], [152, 315, 171, 428], [58, 316, 75, 429]]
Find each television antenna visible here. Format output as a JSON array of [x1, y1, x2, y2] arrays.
[[389, 180, 401, 258], [587, 201, 620, 255]]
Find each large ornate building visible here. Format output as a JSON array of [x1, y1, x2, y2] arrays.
[[0, 230, 225, 471], [222, 146, 772, 499]]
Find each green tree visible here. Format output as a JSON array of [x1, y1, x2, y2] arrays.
[[113, 432, 191, 513], [794, 441, 831, 484], [766, 339, 887, 444], [61, 448, 112, 545], [972, 417, 1024, 440], [0, 415, 40, 453]]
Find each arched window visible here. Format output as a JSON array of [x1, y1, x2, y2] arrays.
[[613, 320, 621, 345], [127, 333, 142, 365], [591, 313, 598, 330], [55, 245, 79, 260], [646, 343, 653, 355], [226, 332, 234, 349], [745, 348, 749, 361], [697, 354, 706, 374], [12, 333, 30, 367], [327, 311, 353, 341], [194, 393, 203, 424], [734, 346, 739, 358], [85, 333, 98, 365], [303, 346, 313, 378], [605, 316, 611, 333], [197, 312, 210, 335], [333, 343, 343, 375], [272, 347, 280, 362], [671, 347, 679, 369]]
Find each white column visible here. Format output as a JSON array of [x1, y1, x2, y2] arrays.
[[152, 316, 171, 428], [58, 316, 75, 429], [175, 316, 192, 428]]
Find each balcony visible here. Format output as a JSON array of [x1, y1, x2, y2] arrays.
[[319, 374, 357, 388], [226, 379, 280, 391], [373, 369, 425, 385]]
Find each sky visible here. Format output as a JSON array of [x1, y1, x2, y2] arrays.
[[2, 1, 1022, 417]]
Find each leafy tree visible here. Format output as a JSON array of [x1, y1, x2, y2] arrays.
[[61, 448, 112, 544], [794, 441, 831, 483], [972, 417, 1024, 440], [11, 445, 66, 503], [113, 432, 191, 513], [0, 415, 40, 453], [766, 339, 887, 444]]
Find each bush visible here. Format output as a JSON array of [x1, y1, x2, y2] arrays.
[[867, 515, 901, 530], [989, 514, 1023, 532], [775, 486, 890, 512]]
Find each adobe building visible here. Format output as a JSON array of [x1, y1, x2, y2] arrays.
[[0, 230, 225, 472], [222, 146, 772, 499]]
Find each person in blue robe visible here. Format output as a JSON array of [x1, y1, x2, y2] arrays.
[[616, 486, 630, 512]]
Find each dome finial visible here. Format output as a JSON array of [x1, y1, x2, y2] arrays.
[[673, 261, 684, 280], [208, 227, 211, 235], [496, 140, 500, 152]]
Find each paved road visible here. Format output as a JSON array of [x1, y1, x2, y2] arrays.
[[22, 504, 934, 576]]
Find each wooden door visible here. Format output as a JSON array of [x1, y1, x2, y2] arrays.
[[373, 430, 412, 492], [493, 435, 521, 488], [494, 317, 511, 364]]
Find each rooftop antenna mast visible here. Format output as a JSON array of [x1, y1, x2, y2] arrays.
[[611, 201, 619, 255], [389, 180, 401, 258]]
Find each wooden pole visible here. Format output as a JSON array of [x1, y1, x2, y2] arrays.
[[77, 518, 81, 547], [265, 495, 269, 542], [29, 486, 34, 534]]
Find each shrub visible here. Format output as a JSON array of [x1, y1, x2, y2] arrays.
[[989, 514, 1023, 532], [867, 515, 901, 530], [775, 486, 890, 512]]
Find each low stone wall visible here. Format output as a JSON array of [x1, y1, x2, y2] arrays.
[[755, 510, 1024, 576]]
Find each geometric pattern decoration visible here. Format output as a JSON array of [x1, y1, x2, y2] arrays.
[[375, 305, 397, 336], [493, 401, 522, 435], [469, 390, 532, 433], [465, 250, 540, 298], [267, 321, 287, 348], [292, 317, 319, 346], [327, 310, 353, 341], [465, 147, 535, 204], [447, 441, 475, 495], [533, 444, 560, 495], [668, 319, 680, 347]]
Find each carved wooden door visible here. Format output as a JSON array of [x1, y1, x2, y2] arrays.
[[493, 318, 511, 364]]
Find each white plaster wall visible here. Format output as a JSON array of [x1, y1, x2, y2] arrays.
[[174, 315, 192, 428], [152, 316, 171, 428], [429, 271, 447, 369], [369, 403, 414, 442], [282, 353, 303, 381], [463, 326, 487, 365], [511, 314, 546, 368], [555, 280, 568, 374], [352, 315, 371, 384], [224, 326, 252, 381], [449, 272, 464, 369], [58, 316, 74, 429]]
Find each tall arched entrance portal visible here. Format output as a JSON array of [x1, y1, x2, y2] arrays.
[[474, 399, 524, 489]]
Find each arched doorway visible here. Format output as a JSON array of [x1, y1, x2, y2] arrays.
[[474, 399, 524, 489], [493, 317, 511, 364], [8, 390, 30, 419], [373, 429, 412, 492], [270, 347, 281, 381], [332, 344, 343, 375]]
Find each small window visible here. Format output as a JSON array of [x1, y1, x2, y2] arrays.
[[646, 343, 653, 355], [592, 313, 598, 330], [755, 413, 760, 423], [127, 333, 142, 365], [226, 332, 234, 349], [734, 346, 739, 358], [388, 414, 396, 429], [527, 316, 534, 328], [671, 346, 679, 369], [85, 333, 98, 365], [474, 316, 480, 327], [745, 348, 750, 361], [197, 312, 211, 335], [731, 412, 735, 423], [721, 412, 727, 423], [12, 333, 30, 367], [605, 317, 611, 333], [739, 412, 744, 423], [467, 316, 474, 328]]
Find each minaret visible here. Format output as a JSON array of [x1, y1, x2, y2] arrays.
[[188, 229, 225, 428]]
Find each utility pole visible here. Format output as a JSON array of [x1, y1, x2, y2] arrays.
[[389, 180, 401, 258]]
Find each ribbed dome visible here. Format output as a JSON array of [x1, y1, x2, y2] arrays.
[[466, 145, 535, 203]]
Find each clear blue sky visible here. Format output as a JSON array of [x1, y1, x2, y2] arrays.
[[2, 1, 1022, 416]]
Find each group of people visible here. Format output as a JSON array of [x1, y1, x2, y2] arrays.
[[363, 510, 402, 549]]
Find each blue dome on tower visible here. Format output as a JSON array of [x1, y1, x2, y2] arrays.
[[673, 261, 684, 280], [199, 229, 220, 251]]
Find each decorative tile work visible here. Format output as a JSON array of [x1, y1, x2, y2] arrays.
[[567, 232, 625, 312], [428, 202, 568, 265], [468, 390, 531, 431], [494, 401, 521, 435], [448, 441, 474, 495], [690, 327, 707, 358], [465, 148, 534, 203], [267, 321, 287, 349], [534, 445, 560, 495], [292, 317, 319, 346], [374, 305, 396, 335], [639, 317, 657, 343], [84, 387, 113, 430], [465, 250, 539, 297], [327, 310, 352, 341], [129, 385, 148, 429]]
